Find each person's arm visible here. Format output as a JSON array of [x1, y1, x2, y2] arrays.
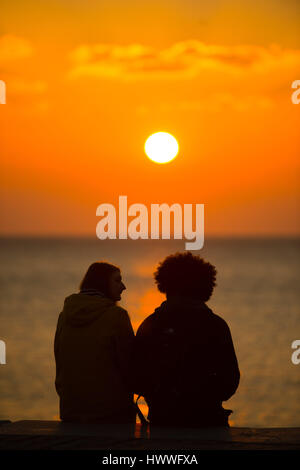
[[112, 308, 135, 392], [215, 321, 240, 401], [133, 321, 150, 397], [54, 313, 63, 396]]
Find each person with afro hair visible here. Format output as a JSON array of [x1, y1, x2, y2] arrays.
[[134, 252, 240, 428]]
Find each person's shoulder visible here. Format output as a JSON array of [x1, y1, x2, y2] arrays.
[[209, 310, 231, 332], [108, 304, 129, 319], [107, 305, 134, 333], [110, 304, 128, 314], [136, 313, 156, 336]]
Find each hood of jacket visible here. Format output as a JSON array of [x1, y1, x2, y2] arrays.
[[61, 293, 115, 327]]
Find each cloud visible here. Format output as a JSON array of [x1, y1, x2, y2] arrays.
[[0, 36, 47, 108], [136, 94, 275, 116], [6, 79, 49, 114], [68, 40, 300, 80], [9, 79, 47, 95], [0, 34, 34, 62]]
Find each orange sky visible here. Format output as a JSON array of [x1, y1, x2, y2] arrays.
[[0, 0, 299, 236]]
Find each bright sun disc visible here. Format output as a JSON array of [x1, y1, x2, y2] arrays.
[[144, 132, 179, 164]]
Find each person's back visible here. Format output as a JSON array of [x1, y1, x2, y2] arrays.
[[54, 262, 136, 423], [135, 297, 239, 427], [134, 252, 240, 428]]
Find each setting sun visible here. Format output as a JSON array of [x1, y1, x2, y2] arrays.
[[144, 132, 179, 164]]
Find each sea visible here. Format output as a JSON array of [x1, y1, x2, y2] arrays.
[[0, 236, 299, 427]]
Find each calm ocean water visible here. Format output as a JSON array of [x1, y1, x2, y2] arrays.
[[0, 237, 299, 427]]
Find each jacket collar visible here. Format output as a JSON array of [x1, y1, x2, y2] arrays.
[[154, 296, 211, 315]]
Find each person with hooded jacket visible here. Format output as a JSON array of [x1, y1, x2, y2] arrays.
[[134, 252, 240, 428], [54, 262, 136, 424]]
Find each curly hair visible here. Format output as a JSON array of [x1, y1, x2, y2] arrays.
[[154, 252, 217, 301]]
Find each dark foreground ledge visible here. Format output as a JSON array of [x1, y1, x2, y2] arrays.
[[0, 420, 299, 450]]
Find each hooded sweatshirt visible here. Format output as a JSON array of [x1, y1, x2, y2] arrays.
[[54, 293, 136, 423]]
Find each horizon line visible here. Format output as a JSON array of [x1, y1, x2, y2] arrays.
[[0, 234, 299, 240]]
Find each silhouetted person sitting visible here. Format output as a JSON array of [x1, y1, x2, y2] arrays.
[[134, 252, 240, 428], [54, 262, 136, 424]]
